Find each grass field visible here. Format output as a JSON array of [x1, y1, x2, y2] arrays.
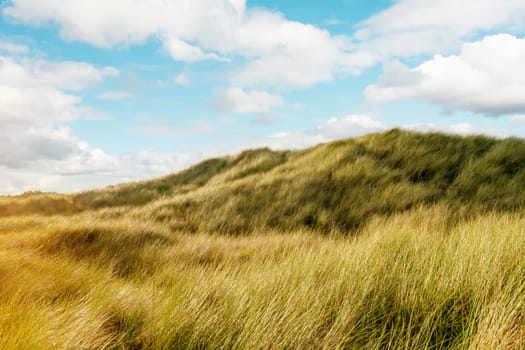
[[1, 130, 524, 349]]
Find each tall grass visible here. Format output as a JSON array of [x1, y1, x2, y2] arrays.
[[1, 130, 524, 348], [1, 207, 523, 349], [4, 130, 525, 234]]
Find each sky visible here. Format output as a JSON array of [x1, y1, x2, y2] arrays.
[[1, 0, 525, 194]]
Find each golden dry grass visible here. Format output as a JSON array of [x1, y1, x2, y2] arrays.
[[0, 207, 524, 349], [1, 130, 525, 349]]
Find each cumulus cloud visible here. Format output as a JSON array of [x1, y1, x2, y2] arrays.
[[115, 150, 194, 178], [210, 87, 283, 114], [366, 34, 525, 116], [0, 56, 118, 91], [400, 122, 510, 138], [0, 45, 197, 194], [354, 0, 525, 59], [0, 126, 79, 168], [0, 149, 195, 194], [3, 1, 525, 193], [0, 84, 81, 126], [0, 51, 114, 192], [0, 116, 198, 193], [401, 123, 475, 136], [0, 55, 118, 127], [163, 37, 227, 62], [253, 114, 387, 150], [0, 122, 198, 194], [3, 0, 359, 88], [315, 114, 387, 139], [253, 114, 509, 151], [6, 0, 525, 90], [229, 10, 357, 88]]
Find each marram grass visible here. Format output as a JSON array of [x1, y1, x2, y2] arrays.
[[3, 129, 525, 233], [1, 130, 525, 349], [0, 207, 524, 349]]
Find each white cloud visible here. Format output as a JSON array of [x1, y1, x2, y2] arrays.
[[210, 87, 283, 114], [0, 109, 198, 193], [0, 40, 29, 54], [97, 91, 133, 100], [3, 0, 162, 47], [163, 37, 227, 62], [0, 55, 118, 91], [401, 123, 475, 136], [260, 131, 325, 150], [252, 115, 509, 151], [0, 126, 79, 168], [229, 10, 356, 88], [0, 121, 126, 187], [3, 1, 525, 193], [0, 48, 181, 194], [174, 73, 190, 86], [0, 148, 196, 194], [354, 0, 525, 59], [0, 108, 200, 192], [0, 54, 118, 126], [315, 114, 388, 139], [366, 34, 525, 116], [6, 0, 525, 91], [115, 150, 194, 178], [3, 0, 357, 88], [400, 122, 509, 138], [253, 114, 387, 150], [0, 84, 81, 126]]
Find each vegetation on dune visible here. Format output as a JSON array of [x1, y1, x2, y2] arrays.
[[3, 129, 525, 234], [75, 148, 291, 210], [1, 129, 525, 349], [0, 192, 80, 217], [1, 208, 524, 349], [90, 129, 525, 233]]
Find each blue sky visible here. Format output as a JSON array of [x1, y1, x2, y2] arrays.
[[1, 0, 525, 194]]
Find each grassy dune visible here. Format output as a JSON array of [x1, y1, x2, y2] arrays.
[[3, 129, 525, 232], [1, 208, 524, 349], [1, 130, 525, 349]]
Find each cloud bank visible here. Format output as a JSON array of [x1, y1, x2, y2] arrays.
[[366, 34, 525, 116], [3, 0, 358, 89]]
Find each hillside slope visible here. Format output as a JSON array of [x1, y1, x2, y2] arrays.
[[2, 129, 525, 233], [1, 129, 525, 349]]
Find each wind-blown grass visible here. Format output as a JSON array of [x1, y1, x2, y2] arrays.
[[1, 130, 525, 349], [0, 207, 524, 349], [3, 130, 525, 233]]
